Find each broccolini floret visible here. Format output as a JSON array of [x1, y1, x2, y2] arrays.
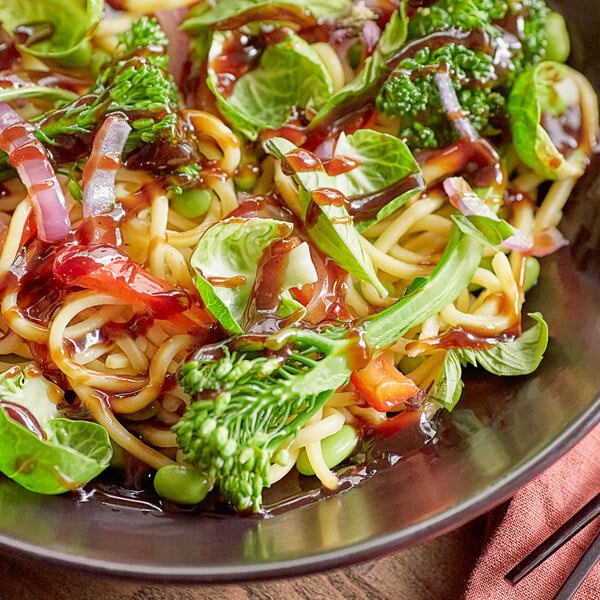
[[7, 18, 201, 181], [377, 0, 549, 150], [377, 44, 506, 148], [174, 226, 483, 511], [407, 0, 509, 39], [175, 333, 354, 512]]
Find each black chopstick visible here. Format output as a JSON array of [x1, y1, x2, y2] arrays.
[[552, 528, 600, 600], [506, 492, 600, 585]]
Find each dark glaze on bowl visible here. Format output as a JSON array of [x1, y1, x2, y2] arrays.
[[0, 0, 599, 582]]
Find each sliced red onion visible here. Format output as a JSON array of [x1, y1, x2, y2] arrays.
[[443, 176, 534, 253], [313, 136, 336, 160], [531, 227, 568, 257], [0, 102, 70, 242], [82, 115, 131, 219], [444, 176, 497, 218], [434, 71, 479, 141], [361, 20, 381, 55]]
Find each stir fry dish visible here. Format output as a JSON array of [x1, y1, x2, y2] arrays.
[[0, 0, 597, 513]]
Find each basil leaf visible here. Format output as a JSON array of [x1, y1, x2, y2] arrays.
[[452, 214, 517, 249], [429, 313, 548, 411], [191, 217, 294, 333], [0, 0, 103, 67], [430, 351, 464, 411], [207, 30, 333, 140], [455, 312, 549, 376]]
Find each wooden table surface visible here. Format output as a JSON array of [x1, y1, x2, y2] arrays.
[[0, 515, 489, 599]]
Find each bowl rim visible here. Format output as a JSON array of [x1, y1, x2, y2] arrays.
[[2, 393, 598, 583]]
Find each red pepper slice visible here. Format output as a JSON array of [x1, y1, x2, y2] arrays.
[[53, 244, 210, 329], [350, 354, 420, 412]]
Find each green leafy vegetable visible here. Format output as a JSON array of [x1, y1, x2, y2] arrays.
[[182, 0, 353, 31], [508, 61, 597, 179], [333, 129, 424, 230], [174, 225, 483, 510], [451, 214, 520, 249], [432, 313, 549, 410], [430, 352, 463, 411], [0, 0, 103, 67], [455, 312, 549, 376], [0, 366, 112, 494], [207, 30, 333, 140], [266, 130, 423, 297], [191, 217, 295, 334]]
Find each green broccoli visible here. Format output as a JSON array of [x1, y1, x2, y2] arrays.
[[2, 17, 201, 182], [377, 44, 506, 149], [406, 0, 509, 39], [174, 226, 483, 511], [377, 0, 550, 150]]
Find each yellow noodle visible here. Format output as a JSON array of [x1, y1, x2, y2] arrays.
[[0, 201, 31, 275], [534, 177, 577, 230], [306, 442, 339, 490], [73, 381, 174, 470], [374, 193, 445, 253], [290, 412, 345, 450]]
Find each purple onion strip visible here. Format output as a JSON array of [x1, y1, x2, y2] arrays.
[[82, 114, 131, 219], [0, 102, 71, 242]]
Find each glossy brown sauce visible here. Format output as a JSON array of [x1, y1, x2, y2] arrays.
[[542, 103, 584, 160], [0, 400, 45, 439], [210, 30, 263, 97]]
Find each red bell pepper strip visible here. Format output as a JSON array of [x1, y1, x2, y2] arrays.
[[53, 244, 211, 329], [350, 354, 420, 412]]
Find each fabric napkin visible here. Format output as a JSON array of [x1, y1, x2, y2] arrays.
[[465, 421, 600, 600]]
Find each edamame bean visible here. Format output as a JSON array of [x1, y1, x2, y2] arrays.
[[234, 164, 259, 192], [523, 256, 540, 292], [398, 354, 426, 374], [171, 188, 212, 219], [296, 424, 358, 476], [153, 464, 213, 504], [545, 13, 570, 63]]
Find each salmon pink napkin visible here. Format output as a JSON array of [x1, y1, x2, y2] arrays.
[[465, 422, 600, 600]]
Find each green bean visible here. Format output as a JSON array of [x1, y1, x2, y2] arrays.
[[153, 464, 213, 504], [545, 13, 570, 63], [171, 188, 212, 219], [296, 424, 358, 476]]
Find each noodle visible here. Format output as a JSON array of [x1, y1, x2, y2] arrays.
[[0, 0, 595, 512]]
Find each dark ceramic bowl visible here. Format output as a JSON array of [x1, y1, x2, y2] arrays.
[[0, 0, 599, 583]]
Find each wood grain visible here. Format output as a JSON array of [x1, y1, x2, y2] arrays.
[[0, 516, 486, 600]]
